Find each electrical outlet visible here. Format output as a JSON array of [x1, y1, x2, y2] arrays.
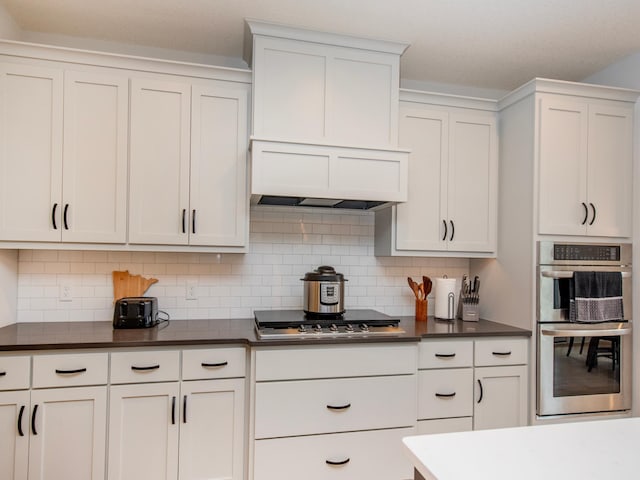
[[59, 284, 73, 302], [186, 282, 197, 300]]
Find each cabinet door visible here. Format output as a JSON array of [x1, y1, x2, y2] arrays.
[[28, 386, 107, 480], [586, 104, 633, 238], [179, 379, 245, 480], [0, 390, 30, 480], [62, 71, 128, 243], [190, 83, 248, 247], [473, 365, 527, 431], [108, 382, 180, 480], [447, 113, 497, 252], [129, 78, 191, 245], [0, 63, 63, 241], [395, 105, 448, 251], [538, 98, 589, 235]]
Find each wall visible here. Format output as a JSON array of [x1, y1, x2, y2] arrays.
[[0, 250, 17, 328], [15, 206, 468, 323], [0, 3, 21, 40]]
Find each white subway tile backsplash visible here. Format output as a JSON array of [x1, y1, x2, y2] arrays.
[[15, 206, 470, 323]]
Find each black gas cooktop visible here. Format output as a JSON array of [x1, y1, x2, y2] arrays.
[[254, 309, 405, 339]]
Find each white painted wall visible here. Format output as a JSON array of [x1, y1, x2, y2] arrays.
[[0, 250, 18, 328], [15, 206, 468, 323], [0, 3, 21, 40], [583, 56, 640, 417]]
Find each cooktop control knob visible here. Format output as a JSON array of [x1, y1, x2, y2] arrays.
[[345, 324, 354, 332], [329, 323, 338, 332], [360, 323, 369, 332], [314, 324, 323, 333], [298, 325, 307, 333]]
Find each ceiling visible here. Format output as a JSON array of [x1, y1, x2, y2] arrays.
[[3, 0, 640, 92]]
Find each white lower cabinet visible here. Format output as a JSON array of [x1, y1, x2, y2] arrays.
[[418, 337, 529, 434], [251, 344, 418, 480], [0, 389, 30, 479], [253, 427, 415, 480]]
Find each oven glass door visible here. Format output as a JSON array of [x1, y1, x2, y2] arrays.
[[537, 266, 632, 322], [537, 323, 631, 416]]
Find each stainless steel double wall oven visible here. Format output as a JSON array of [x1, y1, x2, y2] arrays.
[[536, 241, 632, 417]]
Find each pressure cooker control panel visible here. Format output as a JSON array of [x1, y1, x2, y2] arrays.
[[320, 282, 340, 305]]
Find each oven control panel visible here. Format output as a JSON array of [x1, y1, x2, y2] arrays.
[[553, 244, 620, 262]]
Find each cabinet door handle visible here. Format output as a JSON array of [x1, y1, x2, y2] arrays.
[[17, 405, 25, 437], [0, 371, 6, 376], [581, 202, 588, 225], [435, 392, 456, 398], [589, 203, 596, 225], [449, 220, 455, 241], [326, 458, 350, 466], [434, 353, 456, 358], [492, 351, 512, 356], [201, 361, 228, 368], [55, 367, 87, 375], [183, 395, 187, 424], [131, 365, 160, 371], [31, 404, 38, 435], [171, 396, 176, 425], [181, 209, 186, 234], [192, 209, 196, 234], [51, 203, 58, 230], [442, 220, 448, 241], [63, 203, 69, 230], [477, 379, 484, 404], [326, 403, 351, 411]]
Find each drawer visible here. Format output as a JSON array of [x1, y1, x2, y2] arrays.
[[0, 356, 30, 391], [182, 347, 246, 380], [418, 368, 473, 420], [255, 374, 416, 438], [417, 417, 473, 435], [474, 338, 528, 366], [255, 344, 417, 381], [110, 350, 180, 384], [419, 340, 473, 369], [253, 427, 415, 480], [32, 353, 108, 388]]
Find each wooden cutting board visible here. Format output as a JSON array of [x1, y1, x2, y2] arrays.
[[112, 270, 158, 301]]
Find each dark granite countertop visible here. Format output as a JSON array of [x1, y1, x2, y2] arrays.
[[0, 316, 530, 351]]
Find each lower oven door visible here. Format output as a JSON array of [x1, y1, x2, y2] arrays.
[[537, 322, 632, 416]]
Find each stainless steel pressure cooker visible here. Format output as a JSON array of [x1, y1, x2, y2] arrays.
[[301, 266, 346, 317]]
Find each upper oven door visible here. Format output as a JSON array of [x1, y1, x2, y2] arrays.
[[537, 265, 632, 323]]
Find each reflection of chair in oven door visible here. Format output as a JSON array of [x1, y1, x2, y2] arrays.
[[566, 337, 586, 357], [585, 336, 619, 372]]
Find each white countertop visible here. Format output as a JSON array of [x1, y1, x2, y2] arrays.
[[403, 417, 640, 480]]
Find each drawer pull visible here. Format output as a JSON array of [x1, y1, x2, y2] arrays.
[[434, 353, 456, 358], [131, 365, 161, 371], [0, 371, 6, 376], [31, 404, 38, 435], [492, 351, 512, 356], [55, 368, 87, 375], [326, 458, 350, 466], [201, 361, 228, 368], [17, 405, 25, 437], [435, 392, 457, 398], [326, 403, 351, 411]]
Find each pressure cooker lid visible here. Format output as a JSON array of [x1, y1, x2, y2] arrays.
[[302, 265, 345, 282]]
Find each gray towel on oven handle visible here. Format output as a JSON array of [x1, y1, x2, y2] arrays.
[[569, 271, 623, 323]]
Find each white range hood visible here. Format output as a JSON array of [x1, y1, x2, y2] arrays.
[[244, 20, 410, 209]]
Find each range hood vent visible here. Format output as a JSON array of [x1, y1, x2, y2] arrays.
[[245, 20, 410, 208]]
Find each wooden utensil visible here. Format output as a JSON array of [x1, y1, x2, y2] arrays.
[[112, 270, 158, 302], [407, 277, 421, 299], [422, 276, 432, 296]]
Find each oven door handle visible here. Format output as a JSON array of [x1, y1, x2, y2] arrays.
[[541, 270, 631, 279], [541, 326, 632, 337]]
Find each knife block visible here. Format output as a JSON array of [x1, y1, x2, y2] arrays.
[[460, 303, 479, 322]]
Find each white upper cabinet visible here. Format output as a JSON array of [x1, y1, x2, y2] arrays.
[[62, 71, 129, 243], [129, 78, 249, 248], [0, 63, 63, 242], [538, 95, 633, 237], [0, 64, 128, 244], [129, 78, 192, 245], [375, 93, 498, 256]]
